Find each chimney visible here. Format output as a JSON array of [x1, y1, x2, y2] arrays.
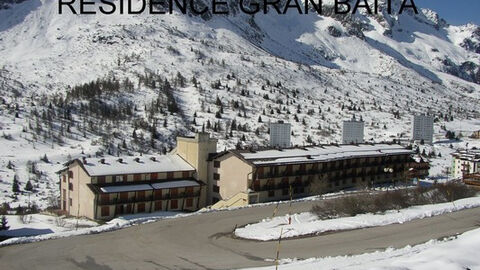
[[150, 157, 156, 162], [117, 158, 123, 163], [82, 157, 87, 165], [100, 159, 105, 164], [134, 157, 140, 163]]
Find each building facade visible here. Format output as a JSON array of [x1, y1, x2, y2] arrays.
[[59, 133, 218, 220], [412, 115, 434, 144], [342, 119, 365, 144], [208, 144, 415, 205], [451, 149, 480, 179], [60, 132, 426, 219], [270, 122, 291, 148]]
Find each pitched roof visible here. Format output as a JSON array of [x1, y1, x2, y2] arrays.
[[75, 154, 195, 176]]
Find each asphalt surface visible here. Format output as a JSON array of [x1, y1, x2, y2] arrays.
[[1, 200, 480, 270]]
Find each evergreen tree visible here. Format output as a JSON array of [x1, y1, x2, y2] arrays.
[[0, 216, 9, 231], [25, 181, 33, 192], [12, 175, 19, 193]]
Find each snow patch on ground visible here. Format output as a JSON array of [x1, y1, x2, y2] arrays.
[[243, 228, 480, 270], [235, 196, 480, 241]]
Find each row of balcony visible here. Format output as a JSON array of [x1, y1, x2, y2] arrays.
[[252, 171, 406, 192], [98, 191, 200, 206], [256, 165, 407, 180]]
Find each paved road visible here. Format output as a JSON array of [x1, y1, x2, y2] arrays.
[[1, 201, 480, 270]]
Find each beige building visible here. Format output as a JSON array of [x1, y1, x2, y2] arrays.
[[59, 133, 422, 219], [59, 133, 217, 220], [208, 144, 415, 205], [451, 149, 480, 179]]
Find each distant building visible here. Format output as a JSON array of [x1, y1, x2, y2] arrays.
[[470, 130, 480, 139], [412, 114, 434, 144], [342, 117, 364, 144], [270, 121, 291, 148], [451, 149, 480, 179]]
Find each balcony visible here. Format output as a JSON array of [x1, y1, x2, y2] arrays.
[[98, 191, 200, 206]]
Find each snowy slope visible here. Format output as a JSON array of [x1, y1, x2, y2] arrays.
[[0, 0, 479, 209]]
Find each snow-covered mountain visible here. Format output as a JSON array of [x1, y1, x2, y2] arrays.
[[0, 0, 479, 210]]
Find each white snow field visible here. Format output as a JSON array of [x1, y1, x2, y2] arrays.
[[235, 196, 480, 241], [242, 228, 480, 270]]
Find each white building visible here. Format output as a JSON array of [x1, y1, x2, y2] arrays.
[[412, 115, 434, 144], [270, 121, 291, 148], [451, 149, 480, 179], [342, 118, 364, 144]]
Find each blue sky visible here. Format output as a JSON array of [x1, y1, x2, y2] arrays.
[[415, 0, 480, 25]]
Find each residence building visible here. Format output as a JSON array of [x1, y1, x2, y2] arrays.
[[451, 149, 480, 179]]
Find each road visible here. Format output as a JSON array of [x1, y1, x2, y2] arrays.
[[1, 200, 480, 270]]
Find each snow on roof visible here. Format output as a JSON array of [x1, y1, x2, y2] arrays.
[[81, 154, 194, 176], [238, 144, 412, 166], [100, 184, 153, 193], [151, 180, 200, 189]]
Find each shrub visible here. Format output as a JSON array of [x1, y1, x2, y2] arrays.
[[312, 183, 477, 219]]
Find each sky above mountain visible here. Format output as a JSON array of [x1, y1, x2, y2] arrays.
[[416, 0, 480, 26]]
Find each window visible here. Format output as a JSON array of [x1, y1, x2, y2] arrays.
[[213, 185, 220, 193], [137, 203, 145, 213], [101, 194, 110, 204], [62, 175, 66, 182], [68, 183, 73, 191], [253, 180, 260, 191], [97, 176, 106, 184], [120, 192, 128, 202], [185, 187, 194, 196], [137, 191, 145, 200], [134, 174, 142, 182], [101, 206, 110, 217], [213, 173, 220, 180], [170, 188, 178, 197], [68, 171, 73, 178], [69, 198, 72, 206], [150, 173, 158, 180], [122, 175, 128, 182], [214, 161, 221, 168], [167, 172, 174, 179], [286, 165, 293, 174], [155, 201, 162, 211], [257, 167, 264, 178], [170, 199, 178, 209], [154, 190, 162, 200], [182, 171, 190, 178], [62, 189, 66, 200], [186, 198, 193, 207], [268, 190, 275, 197]]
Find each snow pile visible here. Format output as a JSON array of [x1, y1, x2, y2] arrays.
[[243, 228, 480, 270], [0, 211, 185, 246], [0, 214, 98, 238], [235, 196, 480, 241]]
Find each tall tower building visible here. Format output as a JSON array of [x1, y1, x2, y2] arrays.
[[270, 121, 291, 148], [342, 117, 365, 144], [412, 114, 434, 144]]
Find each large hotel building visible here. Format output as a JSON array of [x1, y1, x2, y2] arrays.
[[59, 133, 426, 220]]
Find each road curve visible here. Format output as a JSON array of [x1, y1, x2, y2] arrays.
[[1, 201, 480, 270]]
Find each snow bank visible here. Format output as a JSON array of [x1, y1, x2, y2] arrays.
[[243, 228, 480, 270], [0, 211, 185, 246], [235, 196, 480, 241]]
